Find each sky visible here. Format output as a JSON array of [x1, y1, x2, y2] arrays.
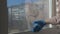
[[7, 0, 25, 7], [7, 0, 40, 7]]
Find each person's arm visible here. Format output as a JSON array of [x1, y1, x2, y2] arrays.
[[45, 17, 59, 25], [32, 16, 60, 32]]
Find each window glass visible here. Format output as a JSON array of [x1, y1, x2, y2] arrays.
[[7, 0, 50, 34]]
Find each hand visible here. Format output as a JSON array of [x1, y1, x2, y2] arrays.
[[57, 19, 60, 24]]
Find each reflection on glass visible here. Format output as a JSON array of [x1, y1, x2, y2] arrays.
[[8, 0, 49, 34]]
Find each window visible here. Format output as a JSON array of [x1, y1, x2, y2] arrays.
[[7, 0, 53, 34]]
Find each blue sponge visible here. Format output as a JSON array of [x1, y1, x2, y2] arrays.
[[32, 20, 46, 32]]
